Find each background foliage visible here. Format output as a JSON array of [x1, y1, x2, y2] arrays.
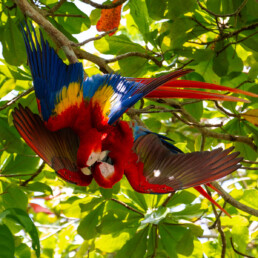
[[0, 0, 258, 257]]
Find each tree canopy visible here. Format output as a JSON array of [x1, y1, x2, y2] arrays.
[[0, 0, 257, 257]]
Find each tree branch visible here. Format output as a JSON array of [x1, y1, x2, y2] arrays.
[[48, 0, 67, 14], [163, 99, 257, 151], [106, 52, 163, 67], [0, 87, 34, 111], [20, 162, 45, 187], [81, 0, 127, 9], [71, 28, 118, 47], [206, 187, 226, 258], [15, 0, 78, 64], [162, 193, 175, 207], [111, 198, 144, 217], [197, 0, 248, 18], [230, 237, 255, 258], [73, 48, 114, 74], [211, 182, 258, 217]]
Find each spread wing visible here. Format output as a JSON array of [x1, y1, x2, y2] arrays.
[[12, 104, 79, 172], [130, 133, 242, 192], [21, 22, 84, 122], [83, 70, 191, 125]]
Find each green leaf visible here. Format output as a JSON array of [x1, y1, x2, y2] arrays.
[[0, 117, 26, 153], [116, 227, 149, 258], [2, 18, 26, 66], [172, 203, 203, 217], [25, 182, 53, 196], [94, 34, 146, 55], [95, 231, 132, 253], [167, 0, 197, 19], [0, 224, 15, 258], [0, 208, 40, 257], [176, 230, 194, 256], [184, 101, 203, 121], [241, 189, 258, 210], [2, 153, 40, 175], [159, 224, 187, 257], [231, 226, 249, 253], [141, 206, 170, 225], [212, 42, 229, 77], [161, 18, 195, 50], [54, 2, 90, 34], [98, 200, 141, 234], [146, 0, 167, 20], [129, 0, 150, 41], [1, 185, 28, 211], [15, 243, 31, 258], [235, 141, 257, 161], [119, 56, 148, 77], [77, 202, 105, 240], [166, 190, 197, 207]]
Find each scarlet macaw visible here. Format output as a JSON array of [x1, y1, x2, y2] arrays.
[[13, 23, 256, 216]]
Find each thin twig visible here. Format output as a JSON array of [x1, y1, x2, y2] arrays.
[[163, 100, 257, 151], [47, 14, 87, 18], [217, 31, 258, 55], [48, 0, 66, 13], [20, 162, 46, 187], [111, 198, 145, 217], [197, 0, 248, 18], [205, 186, 226, 258], [230, 237, 255, 258], [242, 167, 258, 170], [0, 87, 34, 111], [162, 193, 175, 207], [71, 28, 117, 47], [106, 52, 163, 67], [242, 160, 258, 165], [81, 0, 127, 9], [214, 101, 239, 117], [151, 224, 158, 258]]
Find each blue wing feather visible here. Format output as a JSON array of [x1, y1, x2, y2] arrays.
[[21, 22, 84, 121], [83, 70, 190, 125]]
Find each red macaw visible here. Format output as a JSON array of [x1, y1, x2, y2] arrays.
[[13, 23, 257, 216]]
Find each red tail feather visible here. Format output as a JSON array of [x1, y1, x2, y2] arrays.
[[194, 185, 231, 217], [146, 88, 249, 102], [160, 80, 258, 98]]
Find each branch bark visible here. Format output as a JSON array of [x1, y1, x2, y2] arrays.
[[15, 0, 78, 64], [81, 0, 127, 9], [211, 182, 258, 217]]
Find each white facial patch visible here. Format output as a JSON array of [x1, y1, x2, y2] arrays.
[[99, 162, 114, 179], [86, 151, 110, 166], [81, 167, 91, 176], [87, 152, 99, 166]]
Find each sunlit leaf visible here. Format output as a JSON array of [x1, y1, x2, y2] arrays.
[[0, 208, 40, 257], [242, 109, 258, 126], [0, 224, 15, 258]]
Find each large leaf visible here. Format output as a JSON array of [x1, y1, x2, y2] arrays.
[[2, 18, 26, 66], [0, 208, 40, 257], [115, 227, 149, 258], [0, 224, 15, 258], [0, 185, 28, 211], [53, 2, 90, 34], [129, 0, 150, 41]]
